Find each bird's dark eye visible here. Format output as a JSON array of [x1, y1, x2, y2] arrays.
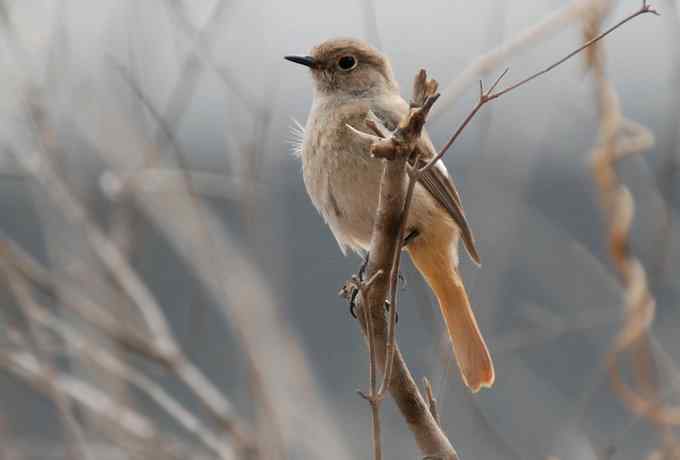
[[337, 55, 357, 71]]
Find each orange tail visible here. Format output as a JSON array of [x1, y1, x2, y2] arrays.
[[408, 241, 495, 392]]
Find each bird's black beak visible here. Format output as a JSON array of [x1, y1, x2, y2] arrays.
[[284, 55, 316, 68]]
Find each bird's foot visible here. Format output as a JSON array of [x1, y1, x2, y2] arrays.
[[339, 252, 371, 319], [339, 274, 361, 319]]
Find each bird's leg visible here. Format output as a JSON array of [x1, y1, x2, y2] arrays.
[[378, 228, 417, 322], [342, 250, 402, 321], [348, 282, 359, 319], [346, 252, 371, 319]]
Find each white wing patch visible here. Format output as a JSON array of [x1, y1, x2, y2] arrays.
[[288, 118, 305, 158], [434, 159, 450, 178]]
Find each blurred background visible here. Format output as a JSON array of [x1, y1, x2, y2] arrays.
[[0, 0, 678, 459]]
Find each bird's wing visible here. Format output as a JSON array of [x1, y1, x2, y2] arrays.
[[373, 104, 481, 265]]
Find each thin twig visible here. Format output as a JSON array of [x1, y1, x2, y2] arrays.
[[0, 349, 158, 445], [0, 252, 92, 460], [423, 377, 440, 426], [26, 301, 236, 460], [347, 72, 458, 459], [378, 74, 441, 399], [7, 143, 251, 446], [433, 0, 615, 120], [492, 3, 658, 100], [361, 0, 383, 50], [427, 1, 657, 171]]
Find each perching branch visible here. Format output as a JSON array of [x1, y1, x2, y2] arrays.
[[344, 70, 457, 460]]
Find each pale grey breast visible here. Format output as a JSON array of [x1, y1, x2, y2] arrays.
[[302, 95, 401, 252]]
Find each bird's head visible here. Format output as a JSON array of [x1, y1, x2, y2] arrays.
[[285, 38, 398, 97]]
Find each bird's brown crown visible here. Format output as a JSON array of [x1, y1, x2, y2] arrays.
[[307, 38, 398, 96]]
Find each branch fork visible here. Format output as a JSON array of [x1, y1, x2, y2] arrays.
[[346, 69, 440, 162]]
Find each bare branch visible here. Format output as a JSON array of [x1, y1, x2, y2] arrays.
[[423, 377, 440, 427], [26, 302, 237, 460], [429, 2, 657, 170], [0, 253, 92, 460], [348, 70, 458, 460], [7, 144, 251, 447], [0, 350, 158, 444], [433, 0, 606, 119]]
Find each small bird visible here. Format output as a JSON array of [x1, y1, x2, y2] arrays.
[[286, 38, 494, 392]]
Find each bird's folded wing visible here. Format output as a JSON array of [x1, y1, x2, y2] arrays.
[[373, 105, 481, 264], [411, 153, 481, 265]]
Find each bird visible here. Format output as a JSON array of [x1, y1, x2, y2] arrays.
[[285, 38, 494, 392]]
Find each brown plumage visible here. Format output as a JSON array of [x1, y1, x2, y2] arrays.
[[286, 38, 494, 391]]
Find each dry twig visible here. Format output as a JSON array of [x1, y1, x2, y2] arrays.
[[0, 250, 92, 460], [433, 0, 598, 120], [6, 137, 252, 451]]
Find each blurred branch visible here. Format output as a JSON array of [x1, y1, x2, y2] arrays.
[[652, 0, 680, 277], [0, 246, 240, 457], [6, 132, 253, 450], [1, 237, 174, 365], [361, 0, 383, 50], [0, 349, 158, 446], [0, 415, 22, 460], [154, 0, 230, 152], [24, 299, 236, 460], [432, 0, 591, 120], [116, 52, 283, 458], [428, 2, 657, 171], [163, 0, 265, 115], [432, 0, 655, 121], [586, 1, 680, 428], [0, 252, 91, 460], [82, 99, 353, 460], [422, 377, 440, 426]]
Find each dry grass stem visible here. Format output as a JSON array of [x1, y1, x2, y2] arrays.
[[0, 349, 158, 445], [0, 251, 92, 460]]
